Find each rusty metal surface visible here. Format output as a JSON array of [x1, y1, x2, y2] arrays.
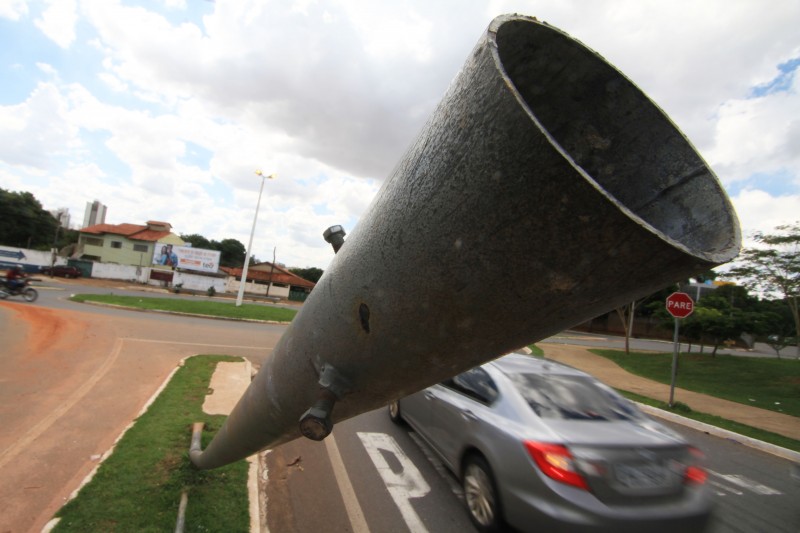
[[190, 14, 740, 469]]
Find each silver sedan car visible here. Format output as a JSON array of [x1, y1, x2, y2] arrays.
[[388, 353, 712, 532]]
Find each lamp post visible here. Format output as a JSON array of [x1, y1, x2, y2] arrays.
[[236, 170, 276, 307]]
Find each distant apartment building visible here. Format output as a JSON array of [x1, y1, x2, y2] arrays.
[[50, 207, 71, 228], [82, 200, 107, 228]]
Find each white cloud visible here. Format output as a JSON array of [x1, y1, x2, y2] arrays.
[[1, 0, 799, 269], [35, 0, 78, 49], [731, 189, 800, 245], [0, 0, 27, 20], [0, 82, 79, 170], [706, 75, 800, 186]]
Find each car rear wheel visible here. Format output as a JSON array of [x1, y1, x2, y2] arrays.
[[463, 455, 502, 532], [388, 401, 403, 424]]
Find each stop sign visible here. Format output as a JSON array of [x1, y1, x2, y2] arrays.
[[666, 292, 694, 318]]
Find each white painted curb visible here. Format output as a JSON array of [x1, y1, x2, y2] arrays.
[[637, 403, 800, 463]]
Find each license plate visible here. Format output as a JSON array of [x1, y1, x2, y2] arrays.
[[615, 463, 666, 488]]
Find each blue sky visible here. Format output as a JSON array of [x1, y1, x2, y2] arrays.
[[1, 0, 798, 269]]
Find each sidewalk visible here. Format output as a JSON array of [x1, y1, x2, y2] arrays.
[[540, 342, 800, 442]]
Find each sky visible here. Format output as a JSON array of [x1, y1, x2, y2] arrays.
[[0, 0, 798, 271]]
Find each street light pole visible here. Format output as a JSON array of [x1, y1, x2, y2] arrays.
[[236, 170, 276, 307]]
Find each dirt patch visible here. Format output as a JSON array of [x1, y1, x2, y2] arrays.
[[0, 302, 84, 356]]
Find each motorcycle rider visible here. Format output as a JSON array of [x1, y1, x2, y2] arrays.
[[5, 265, 27, 292]]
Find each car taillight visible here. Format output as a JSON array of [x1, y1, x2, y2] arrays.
[[524, 441, 589, 490], [684, 446, 707, 485]]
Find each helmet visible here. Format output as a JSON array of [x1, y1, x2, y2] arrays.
[[14, 265, 22, 271]]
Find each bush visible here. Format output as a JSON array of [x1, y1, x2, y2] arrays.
[[207, 286, 216, 297]]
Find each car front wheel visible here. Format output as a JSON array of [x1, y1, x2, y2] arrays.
[[463, 455, 502, 532], [388, 401, 403, 424]]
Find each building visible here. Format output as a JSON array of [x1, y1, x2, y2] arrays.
[[222, 261, 316, 301], [77, 221, 184, 265], [50, 208, 71, 229], [82, 200, 107, 228]]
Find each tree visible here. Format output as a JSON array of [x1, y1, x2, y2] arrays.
[[0, 188, 59, 249], [614, 299, 644, 355], [179, 233, 246, 268], [289, 267, 324, 283], [180, 233, 214, 249], [650, 291, 768, 356], [687, 296, 748, 356], [217, 238, 246, 268], [727, 223, 800, 358]]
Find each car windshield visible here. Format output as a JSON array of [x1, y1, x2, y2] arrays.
[[508, 373, 642, 421]]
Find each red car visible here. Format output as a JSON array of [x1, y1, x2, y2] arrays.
[[40, 265, 83, 278]]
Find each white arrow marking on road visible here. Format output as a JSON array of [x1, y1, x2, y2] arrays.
[[358, 432, 431, 533], [408, 431, 464, 500]]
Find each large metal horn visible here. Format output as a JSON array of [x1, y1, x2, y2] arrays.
[[190, 14, 740, 469]]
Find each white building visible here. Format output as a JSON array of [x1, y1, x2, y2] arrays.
[[82, 200, 107, 228]]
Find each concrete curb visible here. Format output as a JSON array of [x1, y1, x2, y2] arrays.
[[637, 403, 800, 463], [199, 359, 261, 533], [73, 299, 293, 325]]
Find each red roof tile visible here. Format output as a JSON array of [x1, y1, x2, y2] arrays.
[[221, 264, 316, 290], [80, 223, 173, 242]]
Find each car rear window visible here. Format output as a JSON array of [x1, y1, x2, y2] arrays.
[[508, 373, 642, 421]]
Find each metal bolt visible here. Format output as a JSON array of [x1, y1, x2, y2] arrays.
[[323, 225, 346, 253], [298, 390, 337, 441]]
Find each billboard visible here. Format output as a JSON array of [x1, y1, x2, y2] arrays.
[[153, 243, 221, 273]]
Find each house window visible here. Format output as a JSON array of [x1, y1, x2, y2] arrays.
[[133, 244, 148, 252], [111, 241, 123, 249], [83, 237, 103, 246]]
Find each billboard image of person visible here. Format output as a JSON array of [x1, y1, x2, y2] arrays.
[[153, 242, 220, 273]]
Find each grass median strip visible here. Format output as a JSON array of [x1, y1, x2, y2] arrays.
[[71, 294, 297, 322], [53, 355, 250, 533], [590, 349, 800, 418]]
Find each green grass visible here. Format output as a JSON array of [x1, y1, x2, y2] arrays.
[[71, 294, 297, 322], [53, 355, 250, 533], [527, 344, 545, 356], [590, 349, 800, 418], [618, 389, 800, 453]]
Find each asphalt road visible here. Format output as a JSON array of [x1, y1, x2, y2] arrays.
[[264, 406, 799, 533], [1, 279, 798, 532]]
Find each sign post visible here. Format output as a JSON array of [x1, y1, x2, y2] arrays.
[[666, 292, 694, 407]]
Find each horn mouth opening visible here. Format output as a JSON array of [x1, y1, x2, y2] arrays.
[[490, 16, 740, 264]]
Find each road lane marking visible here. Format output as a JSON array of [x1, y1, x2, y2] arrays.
[[325, 432, 369, 533], [358, 432, 430, 533], [707, 470, 782, 496], [124, 337, 271, 350], [0, 337, 123, 470], [708, 480, 743, 496]]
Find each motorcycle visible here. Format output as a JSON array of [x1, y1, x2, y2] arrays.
[[0, 278, 38, 302]]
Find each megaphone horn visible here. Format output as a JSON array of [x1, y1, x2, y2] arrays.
[[190, 14, 740, 469]]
